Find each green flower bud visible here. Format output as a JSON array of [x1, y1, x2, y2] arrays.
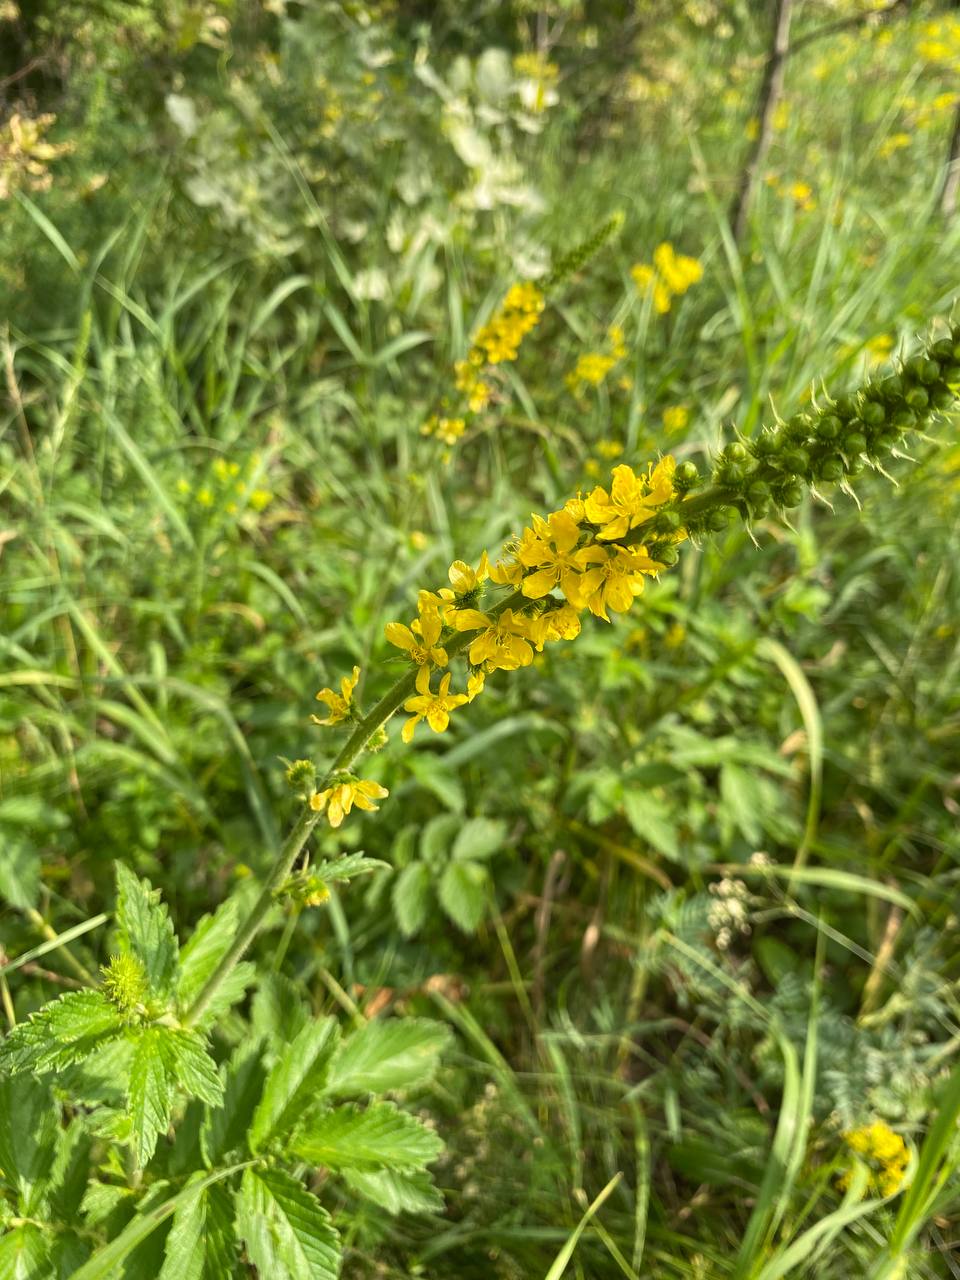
[[716, 462, 746, 487], [674, 460, 701, 491], [905, 387, 929, 411], [843, 431, 867, 455], [833, 396, 857, 420], [752, 431, 781, 458], [786, 412, 813, 441], [941, 363, 960, 386], [707, 505, 735, 531], [781, 447, 810, 475], [817, 414, 842, 440], [818, 456, 845, 482], [845, 455, 866, 475], [890, 408, 917, 432], [931, 386, 957, 410], [931, 338, 955, 361], [911, 357, 941, 385], [777, 481, 804, 508], [651, 508, 682, 533], [725, 442, 749, 463], [746, 479, 770, 503], [650, 541, 680, 566], [875, 431, 898, 452], [860, 401, 885, 427]]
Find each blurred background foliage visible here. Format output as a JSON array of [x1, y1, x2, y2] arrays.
[[2, 0, 960, 1274]]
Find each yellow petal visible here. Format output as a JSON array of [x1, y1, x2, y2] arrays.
[[385, 622, 415, 650]]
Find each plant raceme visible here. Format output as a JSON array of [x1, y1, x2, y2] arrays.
[[0, 326, 956, 1276]]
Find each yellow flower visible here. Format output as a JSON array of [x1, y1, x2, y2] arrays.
[[471, 282, 545, 365], [518, 509, 603, 604], [597, 439, 624, 459], [312, 665, 360, 726], [466, 670, 486, 701], [447, 552, 490, 596], [841, 1122, 910, 1197], [865, 334, 894, 365], [384, 612, 448, 667], [489, 556, 524, 586], [571, 545, 662, 621], [422, 415, 466, 446], [527, 603, 582, 649], [250, 488, 273, 511], [652, 242, 703, 295], [452, 608, 535, 672], [566, 351, 616, 390], [401, 666, 469, 741], [662, 405, 689, 434], [310, 778, 388, 828], [454, 359, 491, 411], [584, 458, 676, 541]]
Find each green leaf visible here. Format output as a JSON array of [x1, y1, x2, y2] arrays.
[[193, 962, 256, 1031], [249, 1017, 339, 1152], [0, 837, 40, 911], [115, 863, 180, 1000], [0, 1074, 57, 1213], [311, 853, 388, 886], [622, 790, 680, 861], [325, 1017, 451, 1097], [46, 1118, 91, 1222], [235, 1167, 340, 1280], [129, 1027, 174, 1167], [201, 1041, 266, 1167], [251, 974, 308, 1048], [452, 817, 506, 862], [419, 814, 460, 867], [392, 862, 431, 937], [199, 1182, 236, 1280], [291, 1102, 443, 1172], [0, 1223, 48, 1280], [720, 763, 764, 845], [342, 1167, 444, 1215], [176, 898, 240, 1012], [438, 860, 488, 933], [0, 991, 122, 1074], [166, 1030, 224, 1107], [157, 1177, 205, 1280]]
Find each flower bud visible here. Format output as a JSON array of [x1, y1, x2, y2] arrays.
[[833, 395, 857, 419], [818, 456, 844, 481], [816, 414, 842, 440], [707, 505, 735, 531], [905, 387, 929, 411], [843, 431, 867, 455], [752, 430, 780, 458], [777, 481, 804, 508], [781, 447, 810, 475], [725, 442, 749, 463], [890, 408, 916, 432], [674, 460, 701, 491], [860, 401, 885, 427]]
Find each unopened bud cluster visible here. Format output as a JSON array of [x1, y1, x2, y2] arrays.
[[664, 330, 959, 532]]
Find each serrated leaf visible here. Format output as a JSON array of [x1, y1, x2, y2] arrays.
[[0, 836, 40, 911], [115, 864, 180, 1000], [201, 1041, 266, 1168], [193, 962, 255, 1031], [46, 1118, 91, 1222], [235, 1167, 339, 1280], [342, 1166, 444, 1215], [419, 813, 460, 866], [0, 991, 122, 1074], [392, 862, 431, 937], [250, 1017, 339, 1152], [166, 1031, 224, 1107], [176, 898, 240, 1012], [129, 1028, 174, 1168], [438, 860, 488, 933], [157, 1177, 205, 1280], [325, 1017, 451, 1097], [250, 973, 308, 1048], [292, 1101, 443, 1172], [0, 1073, 57, 1213], [622, 790, 680, 861], [49, 1232, 89, 1278], [452, 817, 506, 862], [312, 853, 388, 885], [199, 1181, 236, 1280], [0, 1223, 48, 1280]]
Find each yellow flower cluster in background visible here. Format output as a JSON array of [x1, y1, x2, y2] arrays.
[[565, 324, 628, 395], [631, 243, 703, 315], [839, 1122, 910, 1197], [0, 112, 73, 200], [917, 14, 960, 66], [662, 404, 690, 434], [421, 415, 466, 446], [765, 174, 816, 212], [177, 453, 273, 517], [310, 456, 681, 825]]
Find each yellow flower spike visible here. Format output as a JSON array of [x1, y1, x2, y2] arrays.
[[452, 608, 535, 671], [384, 617, 448, 667], [584, 460, 676, 541], [401, 666, 470, 742], [309, 777, 389, 828], [312, 665, 361, 727]]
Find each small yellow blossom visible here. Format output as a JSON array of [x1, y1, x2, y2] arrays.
[[196, 487, 214, 507], [384, 613, 448, 667], [572, 544, 663, 621], [454, 359, 491, 411], [632, 244, 702, 316], [401, 666, 469, 742], [472, 282, 545, 365], [250, 489, 273, 511], [312, 665, 361, 727], [452, 607, 536, 672], [662, 405, 690, 434], [841, 1122, 910, 1198], [597, 439, 624, 459], [422, 415, 466, 446], [447, 553, 490, 596], [310, 777, 389, 828], [584, 458, 676, 541], [879, 133, 911, 159], [518, 510, 602, 604]]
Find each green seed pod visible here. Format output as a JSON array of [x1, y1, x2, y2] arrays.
[[818, 456, 845, 481], [652, 508, 682, 533], [746, 479, 770, 503], [786, 412, 813, 441], [725, 441, 749, 463], [917, 358, 941, 385], [860, 401, 885, 427], [931, 386, 956, 410], [749, 494, 771, 518], [651, 542, 680, 566], [875, 431, 898, 451], [844, 431, 867, 455], [781, 447, 810, 475], [845, 455, 866, 475], [716, 462, 745, 487], [905, 387, 929, 411], [817, 414, 842, 440], [931, 338, 955, 361], [941, 363, 960, 385], [878, 374, 904, 402], [833, 395, 857, 419]]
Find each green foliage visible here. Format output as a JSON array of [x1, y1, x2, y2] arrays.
[[2, 0, 960, 1274]]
